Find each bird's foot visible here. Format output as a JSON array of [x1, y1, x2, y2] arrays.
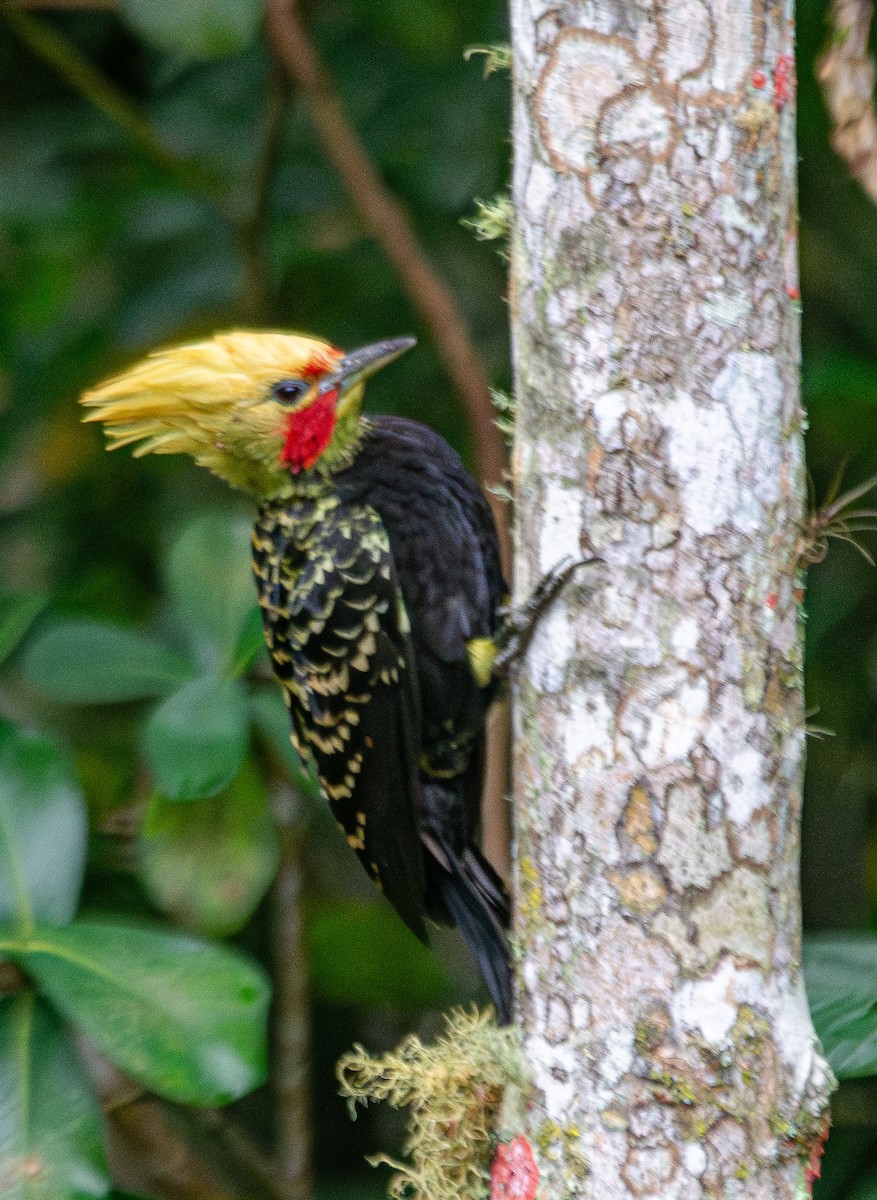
[[492, 555, 601, 677]]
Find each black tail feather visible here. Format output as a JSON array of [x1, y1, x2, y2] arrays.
[[428, 834, 513, 1024]]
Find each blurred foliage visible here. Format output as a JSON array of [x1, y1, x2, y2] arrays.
[[2, 0, 877, 1194], [0, 0, 509, 1191], [0, 709, 270, 1196]]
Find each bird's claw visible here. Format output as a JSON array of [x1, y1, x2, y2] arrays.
[[492, 555, 601, 678]]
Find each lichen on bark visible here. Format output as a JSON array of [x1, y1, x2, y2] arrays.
[[508, 1, 834, 1196]]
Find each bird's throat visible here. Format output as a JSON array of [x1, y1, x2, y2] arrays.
[[280, 389, 339, 473]]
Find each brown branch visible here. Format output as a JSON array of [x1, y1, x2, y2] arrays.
[[270, 782, 312, 1200], [264, 0, 510, 562], [191, 1107, 289, 1200], [818, 0, 877, 204], [264, 0, 513, 885], [84, 1051, 243, 1200], [240, 64, 290, 323]]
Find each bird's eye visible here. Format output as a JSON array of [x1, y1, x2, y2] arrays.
[[272, 379, 310, 405]]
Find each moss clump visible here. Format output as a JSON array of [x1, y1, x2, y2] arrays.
[[462, 195, 512, 255], [463, 44, 512, 76], [337, 1007, 525, 1200]]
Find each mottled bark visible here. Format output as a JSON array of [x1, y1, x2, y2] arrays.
[[508, 3, 833, 1197]]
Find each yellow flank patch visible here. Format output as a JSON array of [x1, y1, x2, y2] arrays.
[[466, 636, 497, 688]]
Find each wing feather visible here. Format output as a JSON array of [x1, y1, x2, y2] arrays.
[[253, 497, 428, 940]]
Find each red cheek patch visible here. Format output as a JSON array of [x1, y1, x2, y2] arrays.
[[280, 389, 338, 474]]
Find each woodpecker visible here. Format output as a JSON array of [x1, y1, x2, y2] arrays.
[[83, 331, 514, 1020]]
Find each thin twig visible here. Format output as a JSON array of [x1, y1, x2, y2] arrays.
[[263, 0, 510, 560], [84, 1050, 243, 1200], [191, 1108, 289, 1200], [271, 781, 312, 1200], [240, 64, 290, 322], [818, 0, 877, 204], [264, 0, 513, 885], [2, 7, 226, 209]]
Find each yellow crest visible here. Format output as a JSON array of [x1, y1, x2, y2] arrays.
[[81, 330, 340, 494]]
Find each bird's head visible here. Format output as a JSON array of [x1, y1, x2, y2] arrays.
[[81, 330, 415, 496]]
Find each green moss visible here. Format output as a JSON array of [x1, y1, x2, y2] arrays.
[[338, 1007, 526, 1200], [463, 44, 512, 76], [462, 195, 512, 252]]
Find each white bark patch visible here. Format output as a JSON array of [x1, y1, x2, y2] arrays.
[[657, 0, 712, 83], [725, 746, 769, 824], [682, 1141, 708, 1177], [564, 681, 616, 767], [672, 956, 739, 1043], [671, 616, 700, 661], [538, 32, 643, 176], [665, 352, 783, 536], [530, 603, 575, 692], [707, 0, 754, 92], [619, 677, 710, 769], [593, 387, 630, 448], [525, 1036, 580, 1120], [538, 476, 582, 574], [599, 88, 673, 159], [775, 975, 820, 1093]]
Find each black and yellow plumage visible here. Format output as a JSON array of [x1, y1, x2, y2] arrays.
[[82, 331, 512, 1020]]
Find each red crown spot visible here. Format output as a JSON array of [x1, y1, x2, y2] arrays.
[[280, 389, 338, 473], [301, 347, 342, 378]]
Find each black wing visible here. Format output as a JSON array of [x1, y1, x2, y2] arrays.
[[253, 497, 428, 940], [335, 416, 507, 839]]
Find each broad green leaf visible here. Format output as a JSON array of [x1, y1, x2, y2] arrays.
[[804, 935, 877, 1078], [250, 687, 319, 795], [23, 620, 191, 704], [0, 595, 46, 667], [231, 605, 266, 676], [164, 511, 258, 672], [0, 721, 86, 931], [140, 759, 279, 936], [143, 675, 248, 801], [0, 993, 110, 1199], [0, 922, 270, 1106], [308, 900, 454, 1009], [118, 0, 264, 59]]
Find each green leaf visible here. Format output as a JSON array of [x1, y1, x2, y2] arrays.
[[804, 935, 877, 1078], [164, 511, 259, 672], [140, 759, 279, 936], [0, 993, 110, 1199], [23, 620, 191, 704], [118, 0, 264, 59], [0, 922, 270, 1106], [250, 687, 319, 795], [143, 675, 249, 801], [0, 721, 86, 932], [231, 605, 266, 676], [0, 595, 46, 668], [308, 900, 454, 1009]]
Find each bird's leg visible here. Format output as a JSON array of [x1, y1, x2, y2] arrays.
[[492, 555, 601, 677]]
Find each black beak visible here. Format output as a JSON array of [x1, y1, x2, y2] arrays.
[[318, 336, 416, 395]]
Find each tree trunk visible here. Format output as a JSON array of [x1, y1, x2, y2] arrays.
[[508, 3, 834, 1196]]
